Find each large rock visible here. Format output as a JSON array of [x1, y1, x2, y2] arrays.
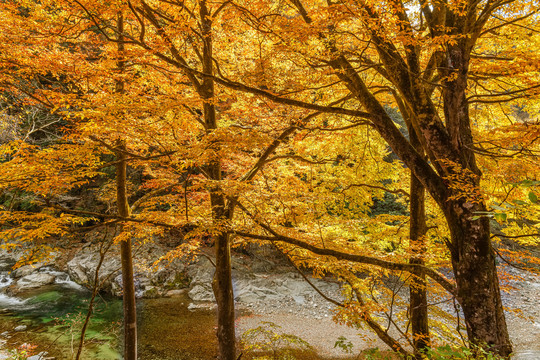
[[67, 250, 121, 295], [12, 264, 43, 279], [13, 273, 55, 292], [188, 284, 215, 301], [187, 257, 214, 284], [66, 242, 187, 297], [234, 284, 280, 303], [0, 249, 25, 272], [187, 257, 215, 301], [0, 258, 16, 272]]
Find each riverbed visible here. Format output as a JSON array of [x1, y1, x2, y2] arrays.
[[0, 264, 539, 360]]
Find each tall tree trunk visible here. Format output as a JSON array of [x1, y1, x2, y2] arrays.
[[115, 14, 137, 360], [445, 202, 511, 356], [271, 4, 511, 353], [116, 140, 138, 360], [409, 174, 429, 356], [199, 1, 236, 358], [329, 54, 511, 356], [441, 40, 511, 357]]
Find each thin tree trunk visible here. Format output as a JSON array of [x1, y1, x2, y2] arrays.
[[116, 139, 138, 360], [398, 96, 430, 356], [212, 229, 236, 360], [75, 235, 113, 360], [115, 13, 137, 360], [198, 0, 236, 357]]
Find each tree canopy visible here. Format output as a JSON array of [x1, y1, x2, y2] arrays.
[[1, 0, 539, 358]]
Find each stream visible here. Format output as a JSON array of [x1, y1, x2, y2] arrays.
[[0, 271, 218, 360]]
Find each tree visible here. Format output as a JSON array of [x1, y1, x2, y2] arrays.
[[196, 0, 539, 356], [114, 14, 138, 360], [2, 2, 278, 359], [1, 0, 539, 358]]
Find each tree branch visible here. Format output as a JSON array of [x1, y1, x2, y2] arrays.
[[341, 183, 410, 198]]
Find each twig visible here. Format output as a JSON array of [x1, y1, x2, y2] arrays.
[[274, 244, 344, 307], [492, 247, 529, 271]]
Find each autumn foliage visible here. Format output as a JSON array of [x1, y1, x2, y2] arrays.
[[0, 0, 539, 359]]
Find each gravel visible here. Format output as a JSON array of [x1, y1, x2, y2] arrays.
[[235, 265, 540, 358]]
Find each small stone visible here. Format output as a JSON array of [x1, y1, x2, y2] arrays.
[[188, 284, 215, 302], [165, 289, 187, 297], [187, 302, 216, 311], [14, 325, 27, 332], [27, 352, 48, 360]]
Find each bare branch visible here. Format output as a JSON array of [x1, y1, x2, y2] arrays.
[[341, 183, 410, 198]]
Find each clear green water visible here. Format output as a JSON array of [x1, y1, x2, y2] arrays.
[[0, 285, 218, 360]]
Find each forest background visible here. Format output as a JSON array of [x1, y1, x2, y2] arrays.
[[0, 0, 539, 359]]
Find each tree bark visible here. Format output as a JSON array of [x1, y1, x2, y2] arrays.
[[399, 96, 430, 356], [407, 115, 429, 357], [440, 38, 511, 357], [445, 201, 511, 356], [409, 173, 429, 356], [116, 140, 138, 360], [212, 229, 236, 360]]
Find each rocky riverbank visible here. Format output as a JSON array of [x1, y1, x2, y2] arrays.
[[0, 239, 188, 298], [186, 255, 540, 358], [0, 243, 539, 359]]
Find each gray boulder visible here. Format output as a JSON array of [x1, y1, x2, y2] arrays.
[[12, 265, 42, 279], [67, 249, 122, 295], [13, 273, 55, 292], [186, 257, 215, 302], [0, 258, 16, 272], [188, 284, 215, 301], [66, 242, 188, 297]]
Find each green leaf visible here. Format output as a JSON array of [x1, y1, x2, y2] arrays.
[[512, 200, 527, 205], [529, 192, 538, 204], [494, 213, 507, 222]]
